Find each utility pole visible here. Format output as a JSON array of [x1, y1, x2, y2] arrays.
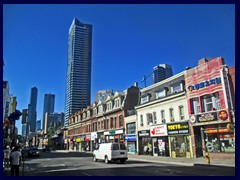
[[141, 72, 153, 87]]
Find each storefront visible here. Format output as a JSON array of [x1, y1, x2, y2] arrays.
[[75, 137, 81, 151], [185, 57, 235, 159], [204, 123, 234, 153], [90, 132, 97, 151], [104, 129, 124, 143], [150, 124, 169, 157], [84, 134, 91, 151], [192, 110, 235, 156], [138, 130, 151, 155], [167, 121, 192, 158], [125, 134, 137, 154]]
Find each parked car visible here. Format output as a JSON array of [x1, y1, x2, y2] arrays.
[[21, 147, 40, 157], [93, 143, 128, 164]]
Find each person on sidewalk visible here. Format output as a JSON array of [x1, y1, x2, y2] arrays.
[[147, 142, 152, 156], [4, 146, 11, 170], [10, 146, 22, 176]]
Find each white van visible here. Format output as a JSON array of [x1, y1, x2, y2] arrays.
[[93, 143, 128, 164]]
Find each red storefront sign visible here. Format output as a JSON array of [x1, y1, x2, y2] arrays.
[[219, 110, 228, 121]]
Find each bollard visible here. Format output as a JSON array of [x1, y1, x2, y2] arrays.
[[205, 153, 210, 164]]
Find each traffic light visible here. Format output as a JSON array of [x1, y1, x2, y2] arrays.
[[7, 110, 22, 123]]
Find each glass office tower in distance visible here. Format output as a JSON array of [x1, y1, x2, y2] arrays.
[[64, 18, 92, 127]]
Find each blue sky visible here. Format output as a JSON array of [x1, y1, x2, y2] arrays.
[[3, 4, 235, 133]]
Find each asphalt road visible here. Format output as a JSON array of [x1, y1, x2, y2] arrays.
[[21, 151, 235, 176]]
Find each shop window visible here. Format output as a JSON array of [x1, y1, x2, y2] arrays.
[[204, 124, 235, 153], [170, 136, 190, 157], [146, 113, 153, 125], [179, 106, 185, 120]]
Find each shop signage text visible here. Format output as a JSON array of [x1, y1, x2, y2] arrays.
[[187, 77, 221, 92], [138, 130, 150, 137], [125, 134, 136, 141], [197, 112, 217, 123], [167, 122, 189, 135], [150, 125, 167, 137]]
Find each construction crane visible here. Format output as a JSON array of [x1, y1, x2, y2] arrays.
[[141, 71, 153, 87]]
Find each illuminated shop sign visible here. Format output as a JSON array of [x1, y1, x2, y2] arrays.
[[167, 122, 189, 135], [196, 112, 217, 123], [187, 77, 221, 92]]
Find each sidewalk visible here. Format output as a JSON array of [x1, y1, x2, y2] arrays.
[[127, 154, 235, 167], [3, 162, 33, 176]]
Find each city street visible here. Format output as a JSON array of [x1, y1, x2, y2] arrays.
[[6, 150, 234, 176]]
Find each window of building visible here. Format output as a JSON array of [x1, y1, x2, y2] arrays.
[[161, 110, 166, 124], [141, 95, 150, 104], [110, 117, 114, 129], [146, 113, 153, 125], [114, 117, 117, 128], [107, 102, 112, 111], [171, 84, 181, 94], [104, 119, 107, 129], [98, 122, 100, 130], [98, 106, 102, 114], [169, 108, 174, 122], [87, 111, 90, 118], [119, 115, 123, 127], [202, 92, 221, 112], [153, 112, 157, 124], [214, 92, 221, 110], [191, 98, 200, 114], [126, 122, 136, 134], [156, 89, 166, 99], [115, 99, 120, 108], [140, 115, 144, 126], [179, 106, 185, 120]]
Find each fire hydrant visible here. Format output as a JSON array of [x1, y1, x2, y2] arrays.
[[205, 153, 210, 164]]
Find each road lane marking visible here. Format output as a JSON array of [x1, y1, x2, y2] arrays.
[[81, 172, 93, 176]]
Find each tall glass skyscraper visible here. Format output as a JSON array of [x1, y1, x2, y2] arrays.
[[42, 94, 55, 130], [27, 87, 38, 134], [152, 64, 173, 84], [64, 18, 92, 126]]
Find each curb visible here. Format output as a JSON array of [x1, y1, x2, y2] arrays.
[[128, 157, 194, 166]]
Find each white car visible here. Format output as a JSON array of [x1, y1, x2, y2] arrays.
[[93, 143, 128, 164]]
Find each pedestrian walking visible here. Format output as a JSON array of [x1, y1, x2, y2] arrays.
[[10, 146, 22, 176], [147, 142, 152, 156], [4, 146, 11, 169]]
